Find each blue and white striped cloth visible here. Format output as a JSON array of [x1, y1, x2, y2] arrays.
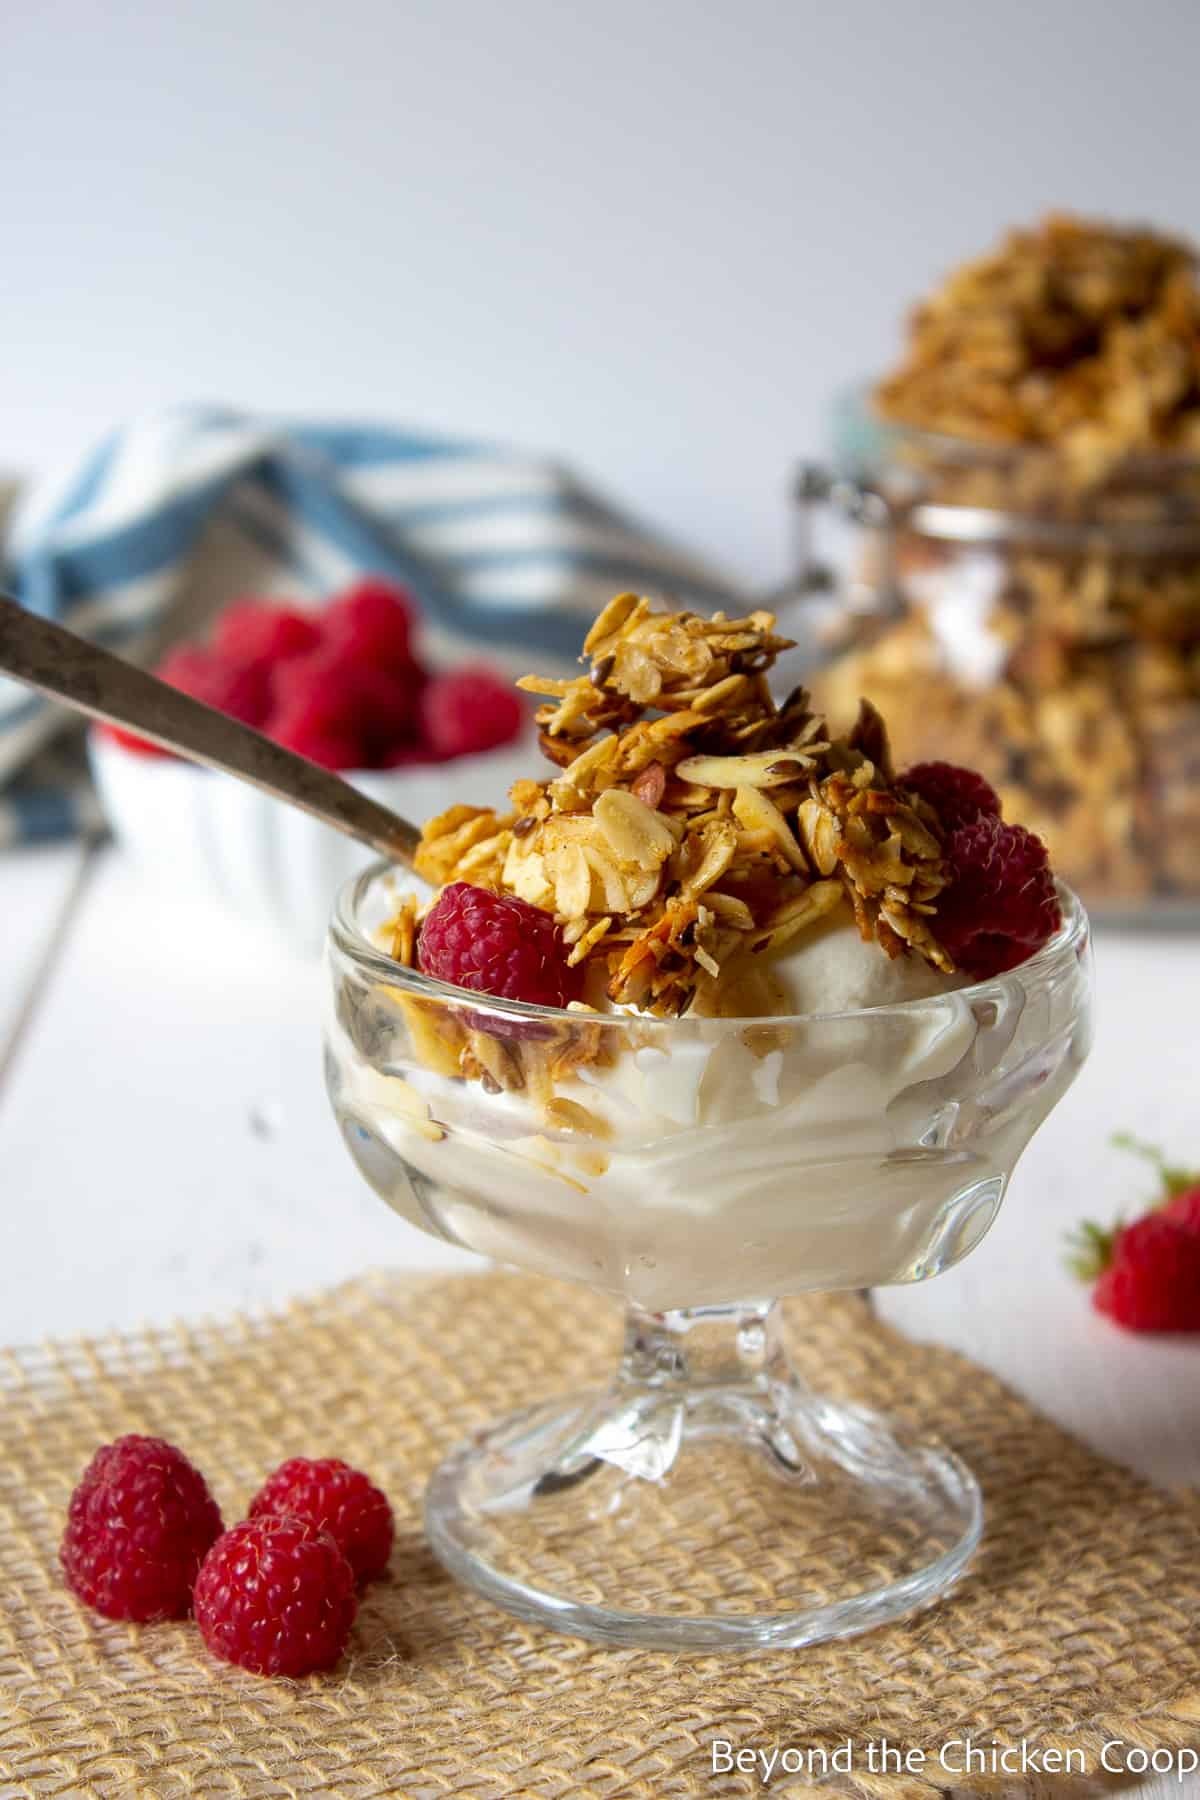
[[0, 407, 746, 847]]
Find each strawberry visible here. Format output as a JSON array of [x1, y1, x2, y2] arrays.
[[1067, 1134, 1200, 1333], [1162, 1187, 1200, 1234], [1091, 1215, 1200, 1332]]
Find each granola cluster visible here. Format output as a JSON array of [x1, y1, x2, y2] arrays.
[[399, 595, 955, 1019], [823, 214, 1200, 906], [877, 213, 1200, 457], [821, 596, 1200, 902]]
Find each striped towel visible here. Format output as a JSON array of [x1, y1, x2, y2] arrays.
[[0, 407, 746, 847]]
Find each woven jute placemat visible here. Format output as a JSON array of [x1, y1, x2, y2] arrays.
[[2, 1271, 1199, 1800]]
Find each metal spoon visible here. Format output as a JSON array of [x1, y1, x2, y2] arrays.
[[0, 595, 421, 868]]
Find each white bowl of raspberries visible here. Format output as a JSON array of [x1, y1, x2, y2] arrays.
[[89, 578, 534, 950]]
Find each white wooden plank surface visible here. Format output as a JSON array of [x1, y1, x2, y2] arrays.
[[0, 843, 89, 1082], [2, 846, 1195, 1797], [0, 848, 478, 1345]]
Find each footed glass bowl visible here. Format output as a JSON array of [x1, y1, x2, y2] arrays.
[[324, 863, 1092, 1651]]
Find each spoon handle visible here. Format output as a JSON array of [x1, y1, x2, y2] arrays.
[[0, 595, 421, 869]]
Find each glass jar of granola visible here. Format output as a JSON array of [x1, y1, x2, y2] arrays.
[[796, 215, 1200, 919]]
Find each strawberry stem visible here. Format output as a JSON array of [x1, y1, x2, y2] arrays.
[[1064, 1218, 1121, 1282], [1111, 1132, 1200, 1201]]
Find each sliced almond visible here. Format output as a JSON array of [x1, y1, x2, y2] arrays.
[[467, 1028, 523, 1093], [566, 915, 613, 966], [701, 889, 756, 929], [395, 996, 463, 1080], [795, 797, 841, 876], [541, 812, 598, 844], [414, 806, 506, 884], [731, 785, 810, 871], [679, 818, 738, 894], [455, 830, 511, 879], [549, 734, 620, 811], [583, 590, 644, 656], [676, 748, 818, 789], [593, 788, 676, 870], [544, 1096, 612, 1139], [419, 802, 491, 841], [551, 840, 592, 919], [694, 944, 721, 979], [381, 1079, 446, 1143], [616, 861, 664, 911], [749, 879, 844, 954], [879, 901, 921, 943], [382, 896, 419, 967], [515, 674, 575, 696], [503, 838, 555, 908], [581, 843, 632, 913], [685, 672, 755, 715], [611, 641, 663, 704], [891, 805, 943, 861]]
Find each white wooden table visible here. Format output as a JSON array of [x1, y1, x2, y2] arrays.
[[4, 840, 1198, 1795]]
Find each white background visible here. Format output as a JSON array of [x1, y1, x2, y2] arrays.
[[4, 0, 1200, 588]]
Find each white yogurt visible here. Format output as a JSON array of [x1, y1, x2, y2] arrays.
[[329, 913, 1083, 1309]]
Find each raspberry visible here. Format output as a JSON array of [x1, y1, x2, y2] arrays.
[[269, 649, 419, 767], [1092, 1213, 1200, 1332], [322, 579, 417, 676], [936, 816, 1061, 978], [212, 601, 322, 671], [248, 1458, 393, 1583], [194, 1516, 356, 1677], [60, 1435, 223, 1622], [157, 644, 271, 729], [419, 668, 524, 760], [418, 882, 582, 1010], [269, 714, 366, 771], [96, 722, 175, 759], [380, 743, 441, 768], [902, 761, 1001, 830], [110, 643, 273, 755]]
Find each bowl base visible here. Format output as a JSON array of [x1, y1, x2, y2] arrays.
[[425, 1368, 982, 1652]]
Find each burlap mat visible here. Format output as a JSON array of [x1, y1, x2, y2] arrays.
[[2, 1271, 1199, 1800]]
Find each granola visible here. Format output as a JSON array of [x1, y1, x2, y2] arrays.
[[877, 213, 1200, 460], [398, 597, 956, 1023], [821, 214, 1200, 907]]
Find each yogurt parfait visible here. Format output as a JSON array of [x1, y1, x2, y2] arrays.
[[323, 594, 1092, 1650]]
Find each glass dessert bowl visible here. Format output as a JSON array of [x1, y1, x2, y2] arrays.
[[323, 592, 1093, 1650], [325, 870, 1091, 1651]]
